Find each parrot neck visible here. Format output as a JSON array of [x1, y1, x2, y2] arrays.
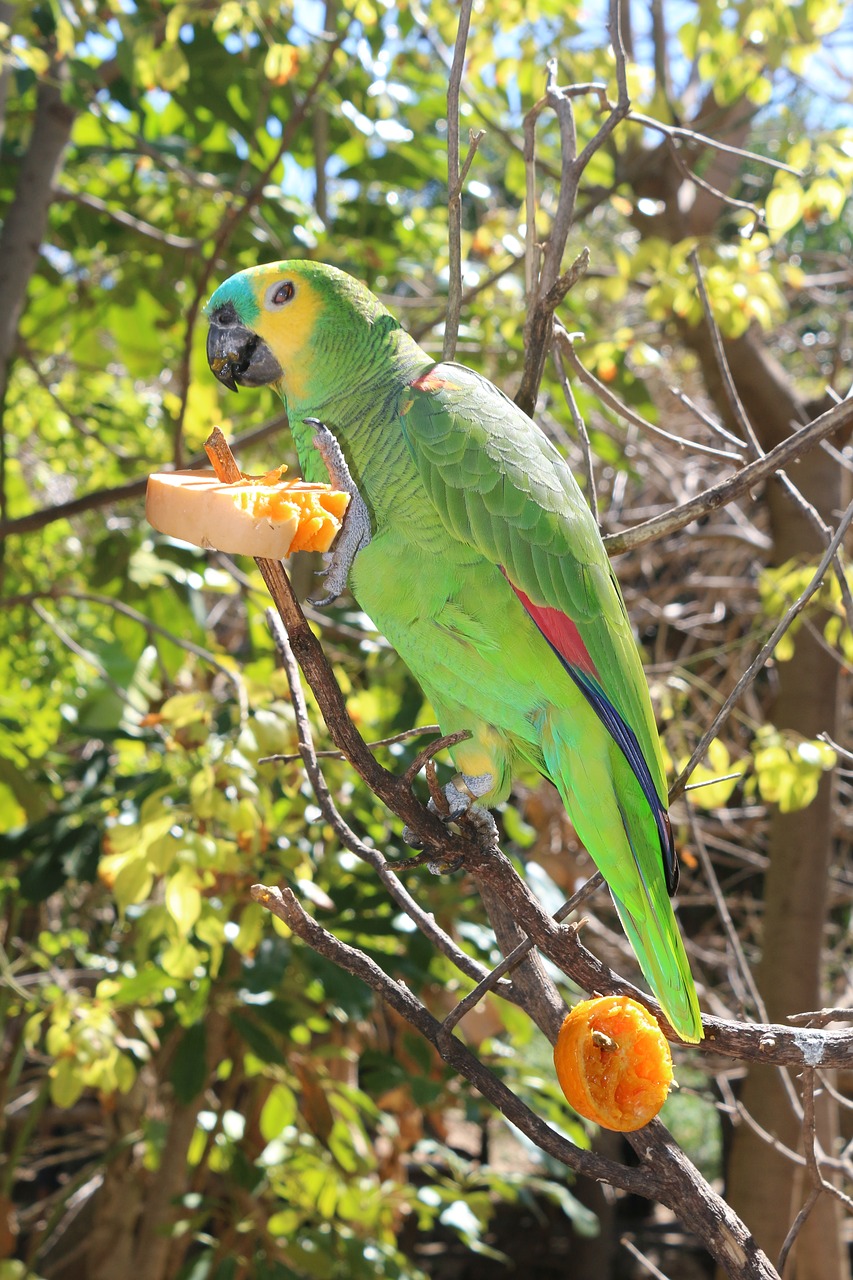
[[283, 323, 432, 523]]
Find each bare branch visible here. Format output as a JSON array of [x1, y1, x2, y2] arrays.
[[558, 327, 745, 462], [443, 0, 476, 361], [627, 111, 804, 177], [52, 185, 201, 251], [604, 396, 853, 555], [264, 608, 512, 994], [670, 493, 853, 801]]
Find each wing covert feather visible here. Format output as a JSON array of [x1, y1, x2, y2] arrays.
[[398, 362, 666, 793]]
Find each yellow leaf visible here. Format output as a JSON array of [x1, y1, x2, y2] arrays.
[[264, 43, 301, 85], [765, 184, 804, 237], [165, 866, 202, 933]]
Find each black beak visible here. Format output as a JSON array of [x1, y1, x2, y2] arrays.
[[206, 303, 283, 393]]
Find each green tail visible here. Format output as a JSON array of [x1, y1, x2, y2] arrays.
[[543, 718, 703, 1044]]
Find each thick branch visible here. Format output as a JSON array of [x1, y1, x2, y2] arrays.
[[603, 396, 853, 555], [256, 884, 780, 1279]]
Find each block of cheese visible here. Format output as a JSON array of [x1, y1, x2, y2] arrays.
[[146, 467, 349, 558]]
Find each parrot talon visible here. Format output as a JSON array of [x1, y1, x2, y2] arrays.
[[400, 773, 498, 859], [305, 418, 372, 607]]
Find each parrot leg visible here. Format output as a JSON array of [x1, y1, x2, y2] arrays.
[[402, 771, 499, 867], [305, 418, 372, 607]]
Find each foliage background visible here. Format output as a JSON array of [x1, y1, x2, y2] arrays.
[[0, 0, 852, 1276]]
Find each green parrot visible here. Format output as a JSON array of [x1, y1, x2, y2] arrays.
[[205, 260, 703, 1043]]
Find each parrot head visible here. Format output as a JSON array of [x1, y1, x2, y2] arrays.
[[205, 260, 397, 401]]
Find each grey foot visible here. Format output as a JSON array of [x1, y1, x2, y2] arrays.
[[402, 772, 498, 869], [304, 419, 372, 607]]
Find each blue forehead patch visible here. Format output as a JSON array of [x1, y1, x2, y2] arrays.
[[205, 270, 262, 325]]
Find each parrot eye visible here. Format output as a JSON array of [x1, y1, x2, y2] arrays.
[[266, 280, 295, 309]]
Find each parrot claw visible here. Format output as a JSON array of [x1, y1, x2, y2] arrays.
[[401, 772, 499, 867], [305, 419, 373, 607]]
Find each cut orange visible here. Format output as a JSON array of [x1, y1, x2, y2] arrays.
[[553, 995, 673, 1132]]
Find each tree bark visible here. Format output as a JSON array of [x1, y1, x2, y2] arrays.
[[622, 65, 852, 1266], [683, 332, 850, 1280], [0, 59, 75, 555], [716, 354, 849, 1279]]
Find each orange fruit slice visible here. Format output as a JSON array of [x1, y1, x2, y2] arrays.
[[553, 995, 673, 1132], [146, 467, 349, 558]]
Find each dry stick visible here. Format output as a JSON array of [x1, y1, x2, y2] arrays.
[[620, 1236, 673, 1280], [604, 395, 853, 555], [788, 1007, 853, 1027], [670, 492, 853, 802], [663, 134, 762, 223], [516, 0, 632, 417], [517, 65, 581, 416], [685, 806, 766, 1020], [776, 1070, 853, 1274], [254, 883, 780, 1280], [264, 608, 519, 997], [552, 337, 599, 521], [443, 0, 476, 362], [260, 722, 443, 764], [688, 246, 853, 635], [666, 385, 748, 450], [557, 328, 744, 463], [437, 871, 604, 1041], [626, 111, 803, 177]]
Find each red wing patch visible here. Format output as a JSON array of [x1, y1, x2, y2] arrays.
[[411, 369, 460, 393], [507, 577, 599, 679]]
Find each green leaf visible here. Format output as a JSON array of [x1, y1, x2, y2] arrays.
[[170, 1023, 209, 1103], [260, 1082, 298, 1140]]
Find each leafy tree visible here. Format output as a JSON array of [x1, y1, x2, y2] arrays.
[[1, 1, 852, 1278]]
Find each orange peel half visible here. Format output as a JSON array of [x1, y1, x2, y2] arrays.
[[553, 995, 673, 1132]]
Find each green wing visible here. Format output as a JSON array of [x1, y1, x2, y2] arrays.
[[398, 361, 668, 802]]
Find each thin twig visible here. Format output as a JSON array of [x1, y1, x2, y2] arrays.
[[558, 327, 744, 462], [264, 608, 511, 994], [620, 1236, 673, 1280], [438, 872, 605, 1040], [689, 247, 853, 634], [443, 0, 475, 362], [604, 395, 853, 555], [787, 1008, 853, 1027], [671, 493, 853, 801], [553, 336, 598, 520], [685, 806, 766, 1021], [259, 722, 443, 764], [666, 385, 748, 449], [627, 111, 804, 176], [402, 729, 472, 784]]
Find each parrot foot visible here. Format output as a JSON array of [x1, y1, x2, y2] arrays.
[[305, 418, 372, 607], [402, 772, 498, 872]]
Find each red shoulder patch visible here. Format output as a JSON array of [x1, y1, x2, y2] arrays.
[[411, 370, 459, 393]]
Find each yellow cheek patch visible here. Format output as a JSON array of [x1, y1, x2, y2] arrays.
[[254, 275, 323, 404]]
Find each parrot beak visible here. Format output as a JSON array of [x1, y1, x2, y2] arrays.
[[206, 303, 283, 392]]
